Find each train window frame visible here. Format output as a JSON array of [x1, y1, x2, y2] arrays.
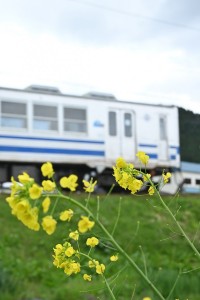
[[63, 106, 87, 134], [0, 99, 27, 129], [33, 103, 58, 132]]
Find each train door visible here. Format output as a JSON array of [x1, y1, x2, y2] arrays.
[[159, 115, 168, 161], [106, 109, 136, 161]]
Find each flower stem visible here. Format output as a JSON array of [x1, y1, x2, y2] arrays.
[[155, 189, 200, 260], [103, 275, 117, 300]]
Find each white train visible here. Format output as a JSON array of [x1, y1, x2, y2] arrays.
[[0, 85, 182, 193]]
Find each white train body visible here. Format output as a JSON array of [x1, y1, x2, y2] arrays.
[[0, 86, 181, 191]]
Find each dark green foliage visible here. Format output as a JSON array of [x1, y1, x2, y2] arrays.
[[179, 107, 200, 163]]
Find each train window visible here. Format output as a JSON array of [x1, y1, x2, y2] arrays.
[[63, 107, 87, 133], [1, 101, 27, 128], [109, 111, 117, 136], [159, 116, 167, 140], [196, 179, 200, 185], [33, 104, 58, 131], [124, 113, 132, 137], [184, 178, 191, 184]]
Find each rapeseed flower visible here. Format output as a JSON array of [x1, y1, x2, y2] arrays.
[[65, 246, 76, 257], [19, 207, 40, 231], [60, 175, 78, 191], [110, 254, 118, 262], [69, 230, 79, 241], [10, 176, 23, 194], [6, 196, 18, 210], [163, 172, 171, 183], [78, 216, 95, 233], [148, 186, 155, 195], [14, 199, 30, 215], [18, 172, 33, 184], [42, 197, 51, 213], [41, 162, 54, 178], [64, 261, 81, 276], [116, 157, 127, 168], [96, 263, 105, 275], [42, 215, 57, 235], [86, 237, 99, 248], [82, 179, 97, 193], [29, 184, 43, 200], [53, 244, 63, 256], [83, 274, 92, 281], [136, 151, 149, 165], [42, 180, 56, 192], [88, 259, 99, 268], [128, 178, 143, 194], [60, 209, 74, 221]]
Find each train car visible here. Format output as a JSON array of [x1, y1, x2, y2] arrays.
[[0, 85, 182, 193]]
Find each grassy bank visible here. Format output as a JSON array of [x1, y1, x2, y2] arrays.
[[0, 192, 200, 300]]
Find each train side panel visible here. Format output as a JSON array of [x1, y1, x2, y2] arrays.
[[0, 87, 180, 186]]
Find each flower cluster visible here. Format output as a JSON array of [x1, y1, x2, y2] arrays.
[[113, 152, 171, 196], [6, 162, 94, 235], [113, 156, 151, 194], [52, 232, 113, 281]]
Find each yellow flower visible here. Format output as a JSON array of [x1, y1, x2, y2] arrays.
[[83, 274, 92, 281], [78, 216, 95, 233], [42, 180, 56, 192], [110, 254, 118, 262], [60, 175, 78, 191], [163, 172, 171, 183], [71, 262, 80, 274], [82, 179, 97, 193], [14, 199, 30, 215], [69, 230, 79, 241], [65, 246, 75, 257], [41, 162, 54, 178], [29, 184, 43, 200], [128, 178, 143, 194], [148, 186, 155, 196], [143, 173, 151, 182], [18, 172, 33, 184], [118, 172, 130, 189], [42, 197, 51, 213], [96, 263, 105, 275], [53, 244, 63, 256], [42, 215, 57, 235], [116, 157, 127, 168], [136, 151, 149, 165], [143, 297, 152, 300], [86, 237, 99, 248], [113, 166, 122, 182], [11, 176, 23, 194], [88, 260, 99, 268], [19, 207, 40, 231], [64, 261, 81, 276], [60, 209, 74, 221], [6, 196, 18, 209]]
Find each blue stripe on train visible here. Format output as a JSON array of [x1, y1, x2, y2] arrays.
[[0, 145, 105, 156], [0, 134, 104, 144]]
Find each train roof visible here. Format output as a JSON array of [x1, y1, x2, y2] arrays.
[[0, 85, 177, 109]]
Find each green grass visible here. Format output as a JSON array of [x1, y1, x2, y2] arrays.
[[0, 192, 200, 300]]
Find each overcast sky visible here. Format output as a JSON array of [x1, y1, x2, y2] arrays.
[[0, 0, 200, 113]]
